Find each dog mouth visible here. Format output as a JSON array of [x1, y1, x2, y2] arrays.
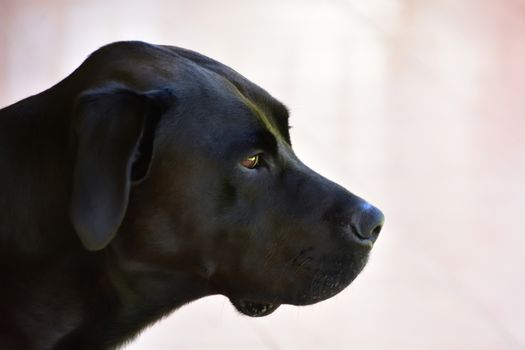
[[226, 253, 369, 317], [229, 298, 281, 317]]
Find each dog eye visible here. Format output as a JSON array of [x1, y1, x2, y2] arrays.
[[240, 154, 260, 169]]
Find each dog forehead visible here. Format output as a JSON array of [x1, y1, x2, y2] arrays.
[[158, 73, 288, 151], [164, 44, 291, 144], [223, 83, 284, 139], [159, 85, 276, 153]]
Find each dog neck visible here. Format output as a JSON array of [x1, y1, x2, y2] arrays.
[[51, 246, 209, 349], [0, 88, 206, 349], [0, 87, 76, 257]]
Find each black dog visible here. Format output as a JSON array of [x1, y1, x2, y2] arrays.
[[0, 41, 384, 350]]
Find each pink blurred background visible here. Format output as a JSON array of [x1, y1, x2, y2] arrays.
[[1, 0, 524, 349]]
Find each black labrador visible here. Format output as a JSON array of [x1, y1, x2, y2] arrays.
[[0, 41, 384, 350]]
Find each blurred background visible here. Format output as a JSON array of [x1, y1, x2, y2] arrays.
[[1, 0, 524, 349]]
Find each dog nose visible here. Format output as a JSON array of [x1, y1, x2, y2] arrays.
[[351, 203, 384, 242]]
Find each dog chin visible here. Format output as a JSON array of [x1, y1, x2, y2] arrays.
[[294, 255, 370, 305], [229, 298, 281, 317]]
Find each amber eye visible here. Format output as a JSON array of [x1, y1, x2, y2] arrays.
[[240, 154, 260, 169]]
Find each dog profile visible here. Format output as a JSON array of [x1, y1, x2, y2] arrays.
[[0, 41, 384, 350]]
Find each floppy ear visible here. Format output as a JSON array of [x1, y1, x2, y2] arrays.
[[70, 86, 171, 251]]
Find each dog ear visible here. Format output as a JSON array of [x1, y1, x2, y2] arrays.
[[70, 86, 172, 251]]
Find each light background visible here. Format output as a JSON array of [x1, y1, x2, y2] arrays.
[[1, 0, 524, 349]]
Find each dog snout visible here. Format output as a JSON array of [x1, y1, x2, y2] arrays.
[[350, 203, 384, 242], [323, 194, 385, 243]]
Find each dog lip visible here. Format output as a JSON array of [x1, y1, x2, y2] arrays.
[[229, 298, 281, 317]]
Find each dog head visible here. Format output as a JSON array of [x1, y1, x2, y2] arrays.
[[69, 42, 384, 317]]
